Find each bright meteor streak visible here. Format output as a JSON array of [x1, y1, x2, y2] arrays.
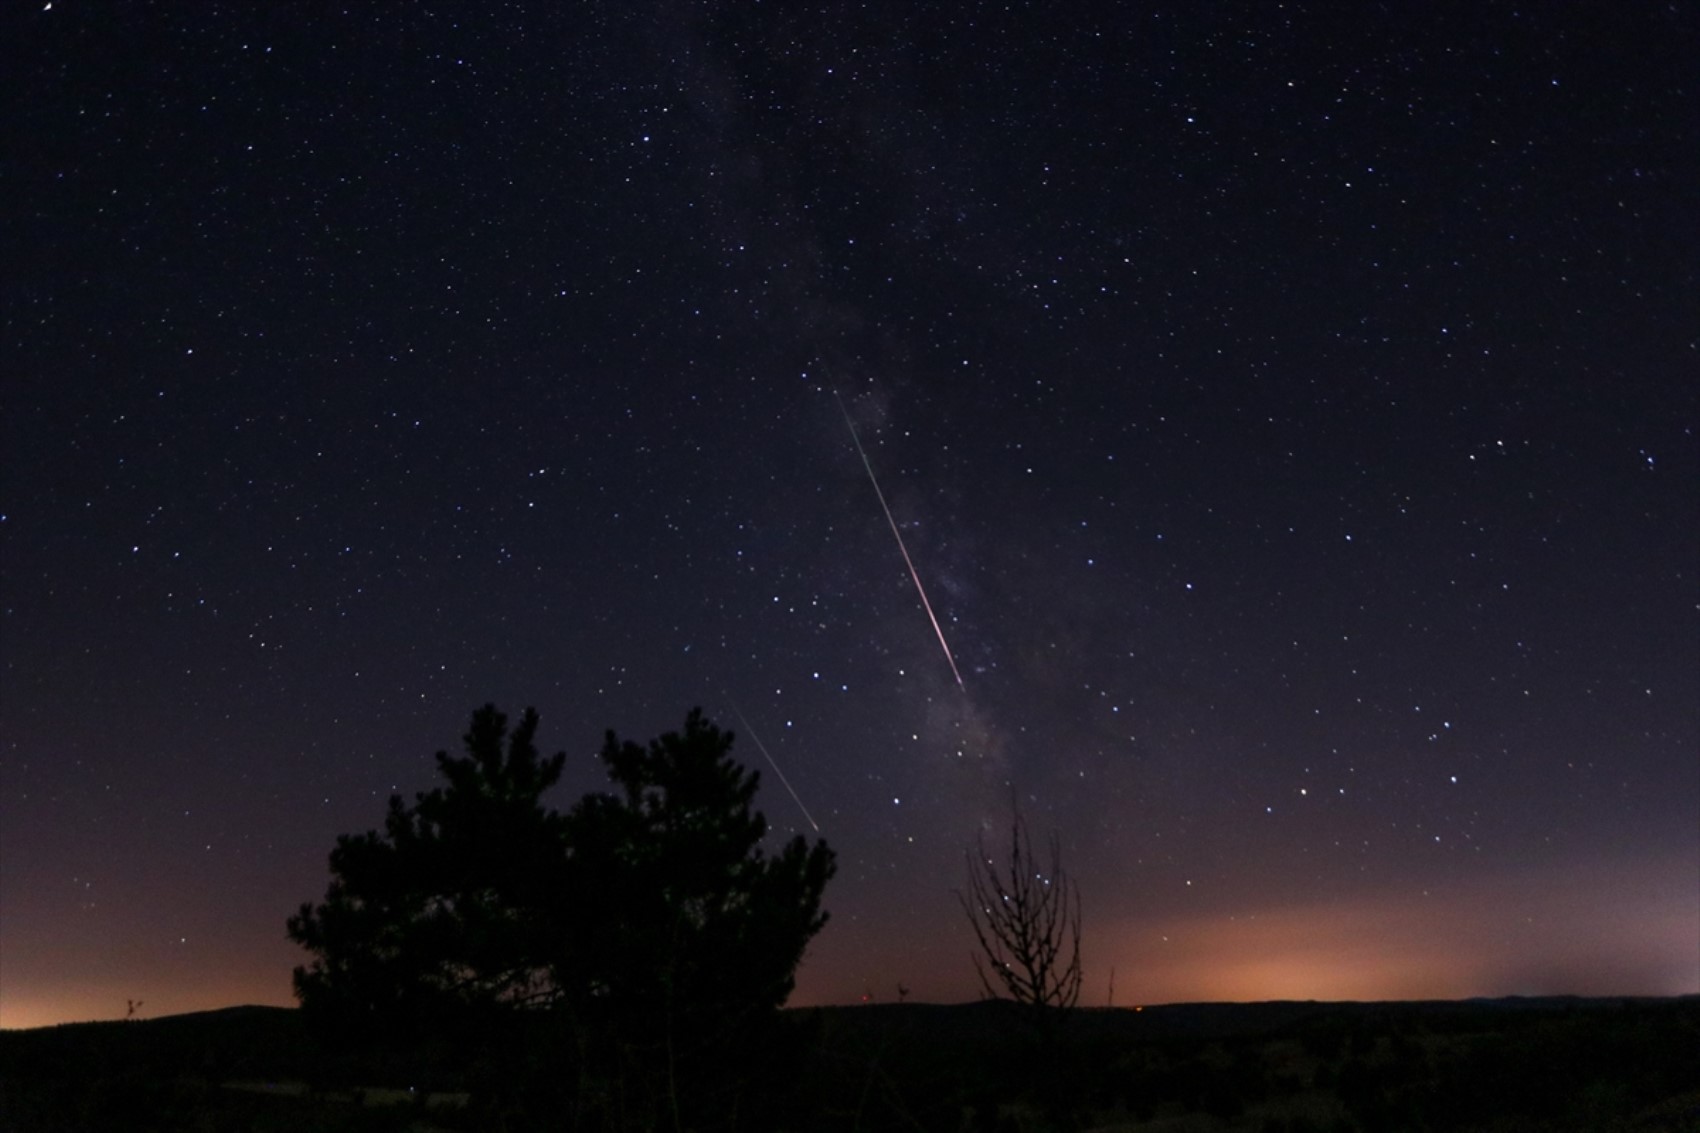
[[834, 390, 967, 690], [724, 694, 821, 833]]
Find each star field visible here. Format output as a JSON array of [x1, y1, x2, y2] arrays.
[[2, 2, 1695, 1028]]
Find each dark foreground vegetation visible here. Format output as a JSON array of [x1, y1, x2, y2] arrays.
[[3, 995, 1697, 1132]]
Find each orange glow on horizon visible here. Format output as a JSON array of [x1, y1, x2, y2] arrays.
[[1092, 862, 1700, 1005], [789, 856, 1700, 1009]]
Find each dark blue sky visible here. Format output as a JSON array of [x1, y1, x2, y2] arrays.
[[3, 1, 1694, 1027]]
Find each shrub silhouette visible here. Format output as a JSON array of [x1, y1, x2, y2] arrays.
[[956, 804, 1083, 1014]]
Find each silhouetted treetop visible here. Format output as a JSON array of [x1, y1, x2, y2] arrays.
[[440, 703, 566, 803]]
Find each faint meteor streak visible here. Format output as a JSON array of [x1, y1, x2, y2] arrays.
[[834, 390, 967, 690], [723, 694, 821, 833]]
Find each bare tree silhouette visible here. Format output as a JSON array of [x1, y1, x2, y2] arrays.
[[956, 806, 1083, 1012]]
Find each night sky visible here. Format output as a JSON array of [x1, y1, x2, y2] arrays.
[[3, 2, 1695, 1030]]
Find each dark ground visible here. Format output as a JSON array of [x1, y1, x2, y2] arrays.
[[3, 996, 1697, 1132]]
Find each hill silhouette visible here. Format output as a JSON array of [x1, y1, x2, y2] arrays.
[[4, 996, 1698, 1131]]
